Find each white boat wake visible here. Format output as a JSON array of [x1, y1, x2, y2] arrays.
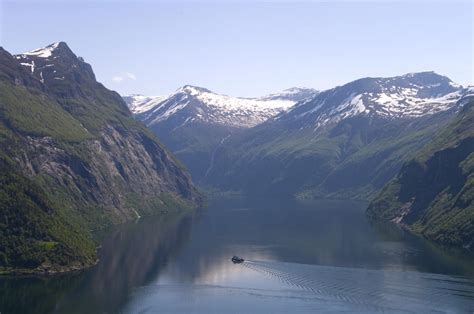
[[242, 260, 474, 312]]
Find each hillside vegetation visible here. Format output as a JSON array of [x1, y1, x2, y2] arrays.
[[0, 44, 202, 273], [367, 95, 474, 249]]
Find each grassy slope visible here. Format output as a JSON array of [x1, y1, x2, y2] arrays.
[[0, 83, 98, 271], [0, 47, 200, 272], [148, 120, 239, 182], [367, 97, 474, 249], [0, 87, 96, 271], [0, 156, 96, 271], [0, 83, 91, 141], [206, 111, 453, 200]]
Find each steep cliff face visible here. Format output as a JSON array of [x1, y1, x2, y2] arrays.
[[0, 43, 202, 273], [367, 92, 474, 250], [14, 123, 200, 226]]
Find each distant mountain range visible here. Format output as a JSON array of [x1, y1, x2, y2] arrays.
[[128, 72, 468, 196], [124, 86, 318, 128], [0, 42, 202, 273], [275, 72, 462, 129], [204, 72, 468, 199], [123, 71, 473, 251], [123, 86, 318, 180]]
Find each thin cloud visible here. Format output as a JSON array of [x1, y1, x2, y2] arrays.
[[112, 72, 136, 83]]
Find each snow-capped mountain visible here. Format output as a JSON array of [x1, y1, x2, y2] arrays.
[[14, 42, 101, 100], [123, 94, 167, 114], [19, 42, 61, 58], [15, 42, 62, 77], [279, 72, 464, 130], [461, 85, 474, 99], [259, 87, 319, 102], [124, 86, 318, 129], [203, 72, 468, 199], [14, 42, 96, 83], [122, 86, 318, 181]]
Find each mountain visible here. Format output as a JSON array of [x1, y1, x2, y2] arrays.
[[124, 86, 318, 181], [122, 94, 167, 114], [275, 71, 461, 128], [125, 86, 317, 128], [367, 89, 474, 250], [0, 42, 202, 273], [203, 72, 465, 200], [258, 87, 320, 102]]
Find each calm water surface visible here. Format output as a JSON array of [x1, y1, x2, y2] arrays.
[[1, 197, 474, 313]]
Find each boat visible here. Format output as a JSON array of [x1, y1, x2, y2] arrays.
[[231, 256, 244, 264]]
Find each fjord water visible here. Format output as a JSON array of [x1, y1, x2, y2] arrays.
[[1, 197, 474, 313]]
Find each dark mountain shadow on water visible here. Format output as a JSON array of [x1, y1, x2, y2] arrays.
[[369, 220, 474, 277], [0, 212, 195, 314], [2, 196, 474, 314], [0, 275, 82, 314]]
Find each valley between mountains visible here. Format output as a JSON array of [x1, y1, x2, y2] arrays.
[[0, 42, 472, 274], [125, 69, 473, 250]]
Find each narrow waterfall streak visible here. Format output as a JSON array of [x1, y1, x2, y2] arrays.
[[204, 134, 231, 179]]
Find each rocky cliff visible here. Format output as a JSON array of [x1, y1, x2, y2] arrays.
[[0, 43, 202, 273], [367, 91, 474, 250]]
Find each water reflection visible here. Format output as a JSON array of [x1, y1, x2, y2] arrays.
[[54, 213, 194, 314], [0, 275, 82, 314], [370, 220, 474, 275], [1, 197, 474, 313], [0, 212, 194, 314]]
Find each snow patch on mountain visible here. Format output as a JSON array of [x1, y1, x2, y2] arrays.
[[259, 87, 319, 102], [20, 61, 35, 73], [15, 42, 92, 84], [151, 99, 190, 124], [21, 42, 60, 59], [464, 86, 474, 96], [188, 87, 295, 111], [280, 72, 465, 130], [123, 85, 314, 128], [124, 94, 167, 114], [457, 86, 474, 107], [371, 90, 461, 116], [312, 90, 462, 130]]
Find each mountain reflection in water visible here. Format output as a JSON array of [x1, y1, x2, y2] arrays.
[[1, 197, 474, 314]]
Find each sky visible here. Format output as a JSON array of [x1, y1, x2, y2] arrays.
[[1, 1, 473, 97]]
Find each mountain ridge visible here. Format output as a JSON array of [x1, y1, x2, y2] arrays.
[[203, 72, 466, 200], [0, 42, 202, 273], [123, 85, 319, 181], [275, 71, 463, 130], [124, 85, 318, 128]]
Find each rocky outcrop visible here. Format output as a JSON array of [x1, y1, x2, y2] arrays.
[[15, 124, 201, 225]]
